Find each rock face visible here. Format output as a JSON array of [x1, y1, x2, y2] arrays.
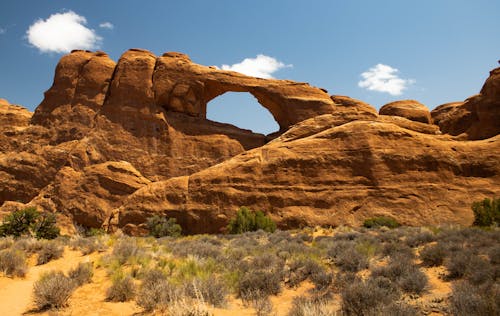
[[379, 100, 432, 124], [432, 67, 500, 140], [1, 49, 499, 234]]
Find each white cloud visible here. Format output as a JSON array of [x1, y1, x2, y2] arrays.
[[0, 28, 5, 34], [358, 64, 415, 96], [99, 22, 114, 29], [221, 54, 292, 79], [26, 11, 101, 53]]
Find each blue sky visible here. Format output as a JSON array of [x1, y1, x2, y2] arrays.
[[1, 1, 499, 134]]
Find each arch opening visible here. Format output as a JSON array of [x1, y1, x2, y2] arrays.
[[206, 92, 280, 135]]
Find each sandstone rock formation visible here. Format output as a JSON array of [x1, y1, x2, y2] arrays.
[[431, 67, 500, 140], [379, 100, 432, 124], [1, 49, 499, 234]]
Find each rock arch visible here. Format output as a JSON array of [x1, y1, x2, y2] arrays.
[[152, 51, 336, 131]]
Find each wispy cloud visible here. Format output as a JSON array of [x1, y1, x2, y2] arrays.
[[26, 11, 101, 53], [99, 22, 114, 29], [221, 54, 292, 79], [358, 64, 415, 96], [0, 28, 5, 34]]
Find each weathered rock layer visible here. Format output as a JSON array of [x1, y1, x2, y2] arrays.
[[1, 50, 499, 234]]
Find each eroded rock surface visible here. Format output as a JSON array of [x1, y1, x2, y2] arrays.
[[432, 67, 500, 140], [1, 50, 499, 234]]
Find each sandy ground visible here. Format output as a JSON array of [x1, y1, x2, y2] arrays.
[[0, 249, 95, 315]]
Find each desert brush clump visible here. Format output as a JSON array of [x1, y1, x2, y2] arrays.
[[136, 269, 176, 311], [288, 296, 336, 316], [68, 262, 93, 286], [341, 276, 400, 316], [106, 275, 136, 302], [0, 248, 27, 277], [227, 206, 276, 234], [36, 240, 64, 265], [419, 243, 447, 267], [33, 271, 76, 310], [371, 253, 428, 295], [0, 207, 59, 239], [450, 281, 499, 316]]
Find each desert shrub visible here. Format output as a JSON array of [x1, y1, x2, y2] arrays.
[[12, 237, 43, 254], [446, 250, 473, 279], [327, 241, 368, 272], [381, 241, 415, 258], [227, 207, 276, 234], [268, 230, 293, 244], [466, 256, 495, 285], [69, 236, 101, 255], [0, 207, 59, 239], [184, 276, 228, 307], [372, 255, 427, 294], [68, 262, 93, 286], [405, 230, 436, 247], [0, 248, 27, 277], [288, 296, 336, 316], [336, 247, 369, 272], [36, 241, 64, 265], [363, 216, 400, 229], [489, 245, 500, 264], [450, 281, 499, 316], [166, 297, 211, 316], [377, 302, 418, 316], [253, 297, 274, 316], [33, 271, 75, 310], [170, 239, 221, 259], [472, 197, 500, 227], [332, 272, 359, 293], [239, 269, 282, 301], [341, 277, 399, 315], [112, 237, 138, 264], [136, 269, 175, 311], [355, 237, 380, 258], [287, 257, 326, 287], [396, 266, 428, 294], [310, 270, 333, 291], [420, 243, 446, 267], [0, 236, 14, 250], [146, 215, 182, 238], [332, 231, 361, 242], [106, 275, 136, 302]]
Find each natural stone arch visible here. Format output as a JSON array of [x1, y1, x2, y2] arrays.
[[152, 52, 336, 131]]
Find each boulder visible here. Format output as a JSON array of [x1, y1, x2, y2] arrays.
[[380, 100, 432, 124]]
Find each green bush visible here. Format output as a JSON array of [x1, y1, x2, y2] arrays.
[[472, 197, 500, 227], [0, 207, 59, 239], [146, 215, 182, 238], [363, 216, 401, 229], [227, 207, 276, 234]]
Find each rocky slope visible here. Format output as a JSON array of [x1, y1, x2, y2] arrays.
[[0, 50, 499, 234]]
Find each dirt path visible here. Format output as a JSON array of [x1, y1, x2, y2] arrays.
[[0, 249, 93, 316]]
